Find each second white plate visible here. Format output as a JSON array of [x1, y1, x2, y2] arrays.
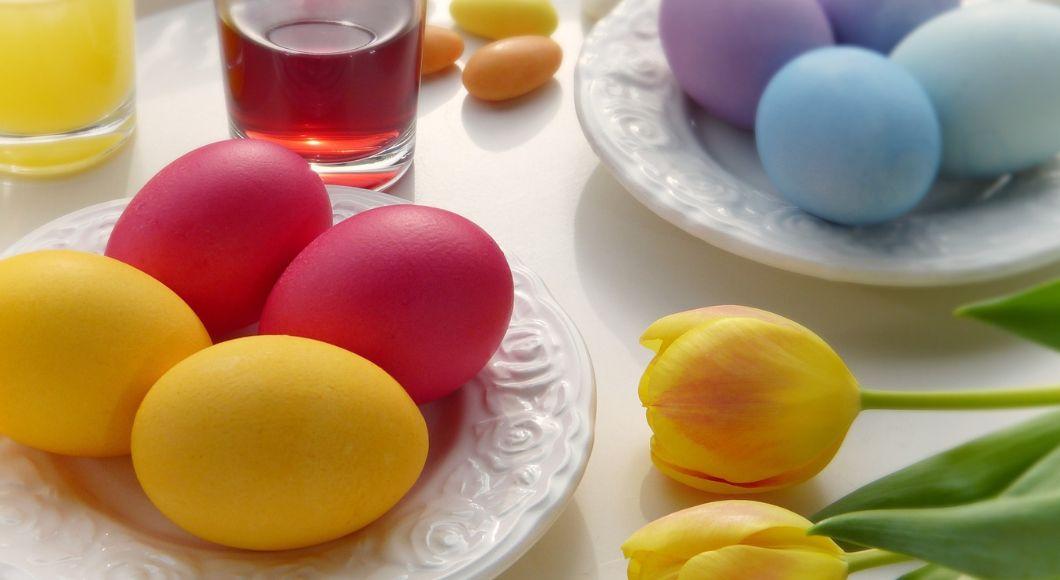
[[575, 0, 1060, 286]]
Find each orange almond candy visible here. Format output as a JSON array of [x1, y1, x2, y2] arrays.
[[462, 36, 562, 101], [422, 25, 464, 75]]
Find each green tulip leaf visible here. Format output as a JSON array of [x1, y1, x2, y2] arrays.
[[957, 279, 1060, 350], [899, 445, 1060, 579], [813, 409, 1060, 521], [813, 493, 1060, 579]]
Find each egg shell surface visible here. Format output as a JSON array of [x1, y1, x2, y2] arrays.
[[892, 2, 1060, 178], [756, 47, 941, 226], [0, 250, 210, 457], [817, 0, 958, 53], [132, 335, 427, 551], [659, 0, 833, 129], [259, 205, 514, 404], [105, 139, 333, 338]]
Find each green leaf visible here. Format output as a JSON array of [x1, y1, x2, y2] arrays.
[[816, 412, 1060, 579], [813, 409, 1060, 521], [900, 445, 1060, 579], [957, 278, 1060, 350], [813, 494, 1060, 579]]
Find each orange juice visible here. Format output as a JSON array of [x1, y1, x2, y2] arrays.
[[0, 0, 135, 175]]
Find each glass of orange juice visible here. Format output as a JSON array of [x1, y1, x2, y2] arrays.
[[0, 0, 136, 176]]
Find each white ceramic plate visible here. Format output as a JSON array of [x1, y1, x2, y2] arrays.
[[575, 0, 1060, 286], [0, 187, 595, 580]]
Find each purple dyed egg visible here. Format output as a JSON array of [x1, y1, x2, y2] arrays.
[[818, 0, 959, 53], [658, 0, 834, 129]]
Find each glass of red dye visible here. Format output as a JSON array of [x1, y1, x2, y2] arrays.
[[214, 0, 425, 189]]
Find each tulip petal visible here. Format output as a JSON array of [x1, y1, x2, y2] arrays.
[[639, 306, 802, 355], [677, 545, 848, 580], [650, 433, 845, 494], [627, 552, 683, 580], [641, 318, 859, 484], [621, 501, 841, 563]]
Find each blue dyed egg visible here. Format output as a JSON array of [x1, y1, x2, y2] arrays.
[[892, 2, 1060, 178], [817, 0, 958, 53], [756, 47, 941, 226]]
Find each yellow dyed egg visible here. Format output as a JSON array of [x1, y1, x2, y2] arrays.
[[450, 0, 558, 39], [422, 25, 464, 75], [463, 36, 563, 101], [0, 250, 210, 457], [131, 335, 428, 551]]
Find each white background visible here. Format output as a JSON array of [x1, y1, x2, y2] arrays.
[[2, 0, 1058, 577]]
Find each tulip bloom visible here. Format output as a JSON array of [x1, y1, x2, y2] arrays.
[[639, 306, 861, 494], [622, 500, 847, 579]]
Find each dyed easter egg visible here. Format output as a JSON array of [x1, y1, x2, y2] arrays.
[[422, 25, 464, 75], [892, 2, 1060, 178], [105, 140, 332, 337], [659, 0, 833, 129], [0, 250, 210, 457], [133, 336, 427, 550], [756, 47, 941, 226], [463, 36, 562, 101], [450, 0, 558, 39], [259, 205, 514, 404], [817, 0, 958, 53]]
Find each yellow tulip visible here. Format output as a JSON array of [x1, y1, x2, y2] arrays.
[[622, 500, 847, 580], [640, 306, 860, 494]]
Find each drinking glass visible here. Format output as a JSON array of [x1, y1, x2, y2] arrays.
[[214, 0, 425, 190], [0, 0, 136, 176]]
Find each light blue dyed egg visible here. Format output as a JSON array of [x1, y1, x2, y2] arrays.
[[818, 0, 958, 53], [892, 2, 1060, 178], [756, 47, 941, 226]]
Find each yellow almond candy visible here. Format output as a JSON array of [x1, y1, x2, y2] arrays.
[[422, 25, 464, 75], [463, 36, 562, 101], [450, 0, 558, 39]]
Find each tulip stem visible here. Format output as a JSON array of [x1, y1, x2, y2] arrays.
[[843, 549, 912, 573], [859, 386, 1060, 410]]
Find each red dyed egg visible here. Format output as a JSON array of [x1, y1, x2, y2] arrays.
[[105, 140, 332, 338], [259, 205, 514, 404]]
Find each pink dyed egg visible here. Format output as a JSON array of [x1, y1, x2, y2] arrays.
[[259, 205, 514, 404], [105, 140, 332, 338]]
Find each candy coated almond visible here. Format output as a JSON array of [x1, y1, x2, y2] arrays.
[[463, 36, 562, 101], [450, 0, 558, 39], [422, 25, 464, 75]]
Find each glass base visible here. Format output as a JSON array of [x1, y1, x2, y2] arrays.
[[0, 98, 136, 177], [229, 122, 415, 191]]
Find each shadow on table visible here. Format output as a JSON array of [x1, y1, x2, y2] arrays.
[[497, 499, 596, 580], [637, 461, 827, 524], [0, 143, 137, 249], [571, 163, 1060, 364], [419, 67, 464, 117], [460, 82, 562, 152]]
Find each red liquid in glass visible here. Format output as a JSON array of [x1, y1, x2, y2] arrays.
[[219, 11, 422, 165]]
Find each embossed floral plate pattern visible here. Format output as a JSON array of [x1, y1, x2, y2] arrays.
[[575, 0, 1060, 286], [0, 187, 595, 579]]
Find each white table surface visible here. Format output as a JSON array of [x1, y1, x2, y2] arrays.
[[2, 1, 1059, 578]]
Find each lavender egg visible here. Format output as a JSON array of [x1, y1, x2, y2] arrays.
[[818, 0, 959, 53], [659, 0, 833, 129]]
